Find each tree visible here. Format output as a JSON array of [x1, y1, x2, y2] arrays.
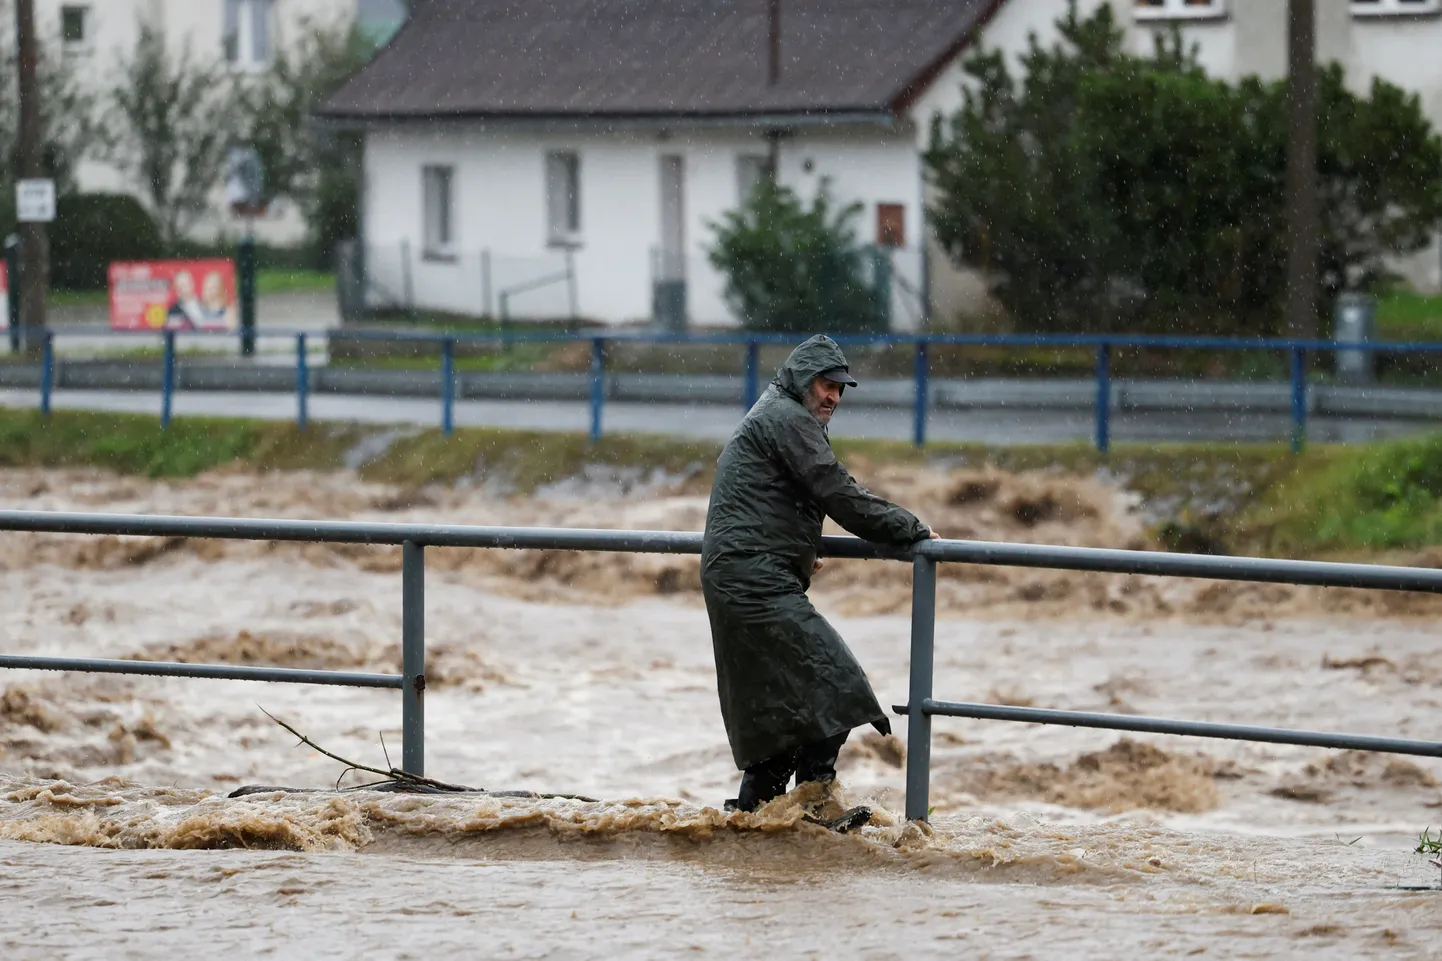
[[236, 16, 374, 266], [106, 19, 237, 246], [0, 0, 106, 208], [924, 2, 1442, 335], [709, 180, 886, 334]]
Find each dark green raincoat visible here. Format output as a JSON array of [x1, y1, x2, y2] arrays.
[[701, 335, 930, 770]]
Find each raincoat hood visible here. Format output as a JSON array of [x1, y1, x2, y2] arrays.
[[774, 335, 852, 402]]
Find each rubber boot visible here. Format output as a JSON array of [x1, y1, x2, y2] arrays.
[[724, 752, 796, 812]]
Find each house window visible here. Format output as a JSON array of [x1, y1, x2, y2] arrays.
[[1351, 0, 1441, 16], [736, 155, 769, 203], [546, 151, 581, 245], [61, 5, 89, 46], [422, 165, 455, 258], [1133, 0, 1227, 20], [223, 0, 273, 68]]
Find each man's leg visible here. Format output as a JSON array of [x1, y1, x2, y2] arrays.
[[793, 730, 849, 788], [726, 751, 798, 813]]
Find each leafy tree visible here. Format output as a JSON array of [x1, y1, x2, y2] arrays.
[[0, 0, 106, 202], [236, 16, 374, 267], [925, 1, 1442, 335], [709, 180, 886, 334], [105, 19, 238, 246]]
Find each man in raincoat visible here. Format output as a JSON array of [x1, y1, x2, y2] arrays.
[[702, 334, 936, 813]]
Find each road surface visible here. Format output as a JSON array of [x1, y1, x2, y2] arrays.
[[0, 386, 1434, 446]]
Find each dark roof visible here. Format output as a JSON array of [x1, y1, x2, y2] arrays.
[[318, 0, 1005, 122]]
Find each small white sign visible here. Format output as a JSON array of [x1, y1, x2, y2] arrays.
[[16, 179, 56, 223]]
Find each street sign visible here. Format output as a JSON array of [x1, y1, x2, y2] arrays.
[[226, 146, 266, 217], [15, 179, 56, 223]]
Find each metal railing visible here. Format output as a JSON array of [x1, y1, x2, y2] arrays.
[[11, 326, 1442, 450], [3, 508, 1442, 819]]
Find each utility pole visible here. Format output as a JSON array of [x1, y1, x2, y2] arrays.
[[1284, 0, 1318, 341], [15, 0, 49, 357]]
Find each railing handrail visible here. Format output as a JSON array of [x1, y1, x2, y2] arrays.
[[6, 509, 1442, 818], [4, 510, 1442, 593]]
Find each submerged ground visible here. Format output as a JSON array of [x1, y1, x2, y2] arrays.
[[3, 454, 1442, 957]]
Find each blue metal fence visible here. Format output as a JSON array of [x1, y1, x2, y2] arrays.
[[14, 326, 1442, 451], [3, 509, 1442, 819]]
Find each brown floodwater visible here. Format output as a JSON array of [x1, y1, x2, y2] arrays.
[[4, 466, 1442, 958]]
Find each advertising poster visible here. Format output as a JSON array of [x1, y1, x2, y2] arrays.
[[108, 260, 239, 332], [0, 261, 7, 331]]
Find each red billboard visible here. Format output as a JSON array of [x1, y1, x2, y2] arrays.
[[108, 260, 238, 332]]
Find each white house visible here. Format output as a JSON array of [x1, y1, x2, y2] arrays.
[[320, 0, 1442, 330], [23, 0, 407, 244]]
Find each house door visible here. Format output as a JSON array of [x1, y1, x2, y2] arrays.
[[655, 155, 687, 331]]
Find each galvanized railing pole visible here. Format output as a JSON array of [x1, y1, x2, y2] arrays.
[[913, 340, 929, 448], [589, 337, 605, 443], [743, 339, 759, 410], [1290, 346, 1307, 454], [39, 331, 53, 417], [295, 332, 309, 431], [161, 330, 176, 430], [1094, 342, 1111, 454], [401, 540, 425, 776], [441, 337, 455, 436], [905, 552, 937, 821]]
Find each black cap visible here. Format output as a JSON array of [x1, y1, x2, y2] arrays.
[[821, 367, 858, 387]]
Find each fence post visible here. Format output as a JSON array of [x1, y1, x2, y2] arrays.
[[743, 339, 759, 411], [441, 337, 455, 436], [5, 235, 19, 353], [401, 540, 425, 776], [401, 240, 414, 316], [499, 292, 511, 353], [1290, 347, 1307, 454], [481, 248, 492, 318], [39, 331, 52, 417], [295, 332, 309, 431], [237, 235, 256, 358], [161, 330, 176, 430], [1094, 343, 1111, 454], [565, 247, 579, 320], [905, 551, 937, 822], [913, 340, 929, 448], [590, 337, 605, 443]]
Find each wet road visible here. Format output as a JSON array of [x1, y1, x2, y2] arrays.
[[0, 386, 1435, 445]]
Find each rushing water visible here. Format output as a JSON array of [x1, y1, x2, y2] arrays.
[[5, 467, 1442, 957]]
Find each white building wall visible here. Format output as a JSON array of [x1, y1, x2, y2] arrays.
[[363, 123, 925, 328]]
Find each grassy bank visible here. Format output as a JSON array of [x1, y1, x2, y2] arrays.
[[2, 409, 1441, 560]]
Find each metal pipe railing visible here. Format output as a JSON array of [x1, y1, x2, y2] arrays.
[[3, 510, 1441, 816], [18, 326, 1442, 449]]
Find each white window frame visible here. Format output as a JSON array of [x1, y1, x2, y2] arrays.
[[546, 151, 582, 247], [1133, 0, 1228, 21], [59, 5, 91, 52], [223, 0, 274, 71], [1351, 0, 1441, 17], [422, 164, 456, 260]]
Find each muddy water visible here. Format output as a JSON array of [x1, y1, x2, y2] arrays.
[[5, 467, 1442, 958]]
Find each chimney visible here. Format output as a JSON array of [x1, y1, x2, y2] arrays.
[[768, 0, 780, 86]]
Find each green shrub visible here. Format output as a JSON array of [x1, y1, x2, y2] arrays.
[[708, 180, 886, 334], [49, 193, 164, 290]]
